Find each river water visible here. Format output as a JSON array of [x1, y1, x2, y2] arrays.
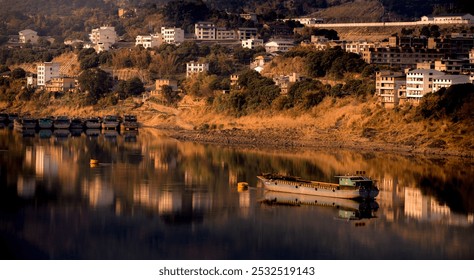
[[0, 127, 473, 259]]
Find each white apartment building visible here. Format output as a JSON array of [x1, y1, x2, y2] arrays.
[[89, 26, 117, 45], [19, 29, 38, 44], [186, 61, 209, 77], [195, 22, 216, 40], [432, 75, 470, 92], [161, 27, 184, 44], [242, 38, 264, 49], [37, 62, 60, 86], [406, 69, 444, 99], [135, 34, 163, 48], [265, 39, 294, 53]]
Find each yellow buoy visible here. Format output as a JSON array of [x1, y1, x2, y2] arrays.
[[90, 159, 99, 164], [237, 182, 249, 192]]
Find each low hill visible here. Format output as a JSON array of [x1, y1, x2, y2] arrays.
[[312, 0, 388, 23]]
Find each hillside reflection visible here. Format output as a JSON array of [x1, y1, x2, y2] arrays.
[[1, 127, 473, 259]]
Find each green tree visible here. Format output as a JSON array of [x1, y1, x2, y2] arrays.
[[11, 68, 26, 79], [78, 48, 99, 70], [288, 79, 329, 108], [162, 85, 180, 105], [0, 65, 10, 73], [117, 77, 145, 99], [78, 68, 113, 104]]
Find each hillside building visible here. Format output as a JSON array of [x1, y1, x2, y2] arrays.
[[427, 36, 474, 59], [432, 75, 470, 92], [405, 69, 444, 100], [242, 38, 263, 49], [155, 79, 178, 92], [195, 22, 216, 40], [265, 39, 294, 53], [19, 29, 38, 44], [89, 26, 117, 45], [362, 47, 445, 69], [45, 77, 76, 92], [161, 27, 184, 45], [375, 71, 406, 108], [216, 28, 237, 40], [420, 13, 474, 25], [186, 61, 209, 77], [135, 34, 163, 48], [345, 41, 376, 55], [237, 28, 258, 40], [37, 62, 60, 86]]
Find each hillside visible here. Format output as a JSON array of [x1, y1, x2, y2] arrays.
[[312, 0, 387, 23]]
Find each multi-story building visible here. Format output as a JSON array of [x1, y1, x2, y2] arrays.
[[469, 48, 474, 63], [273, 73, 302, 95], [250, 55, 273, 72], [388, 36, 428, 49], [345, 41, 376, 55], [155, 79, 178, 92], [195, 22, 216, 40], [405, 69, 444, 100], [375, 71, 406, 107], [265, 39, 294, 53], [89, 26, 117, 45], [161, 27, 184, 45], [216, 28, 236, 40], [37, 62, 60, 86], [135, 34, 163, 48], [186, 61, 209, 77], [434, 58, 469, 74], [237, 28, 258, 41], [362, 47, 445, 69], [427, 35, 474, 59], [19, 29, 38, 44], [242, 38, 264, 49], [45, 77, 76, 92], [432, 75, 470, 92]]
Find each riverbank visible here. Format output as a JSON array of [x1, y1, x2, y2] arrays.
[[2, 95, 473, 158]]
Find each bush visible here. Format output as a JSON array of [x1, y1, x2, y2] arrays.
[[417, 83, 474, 122]]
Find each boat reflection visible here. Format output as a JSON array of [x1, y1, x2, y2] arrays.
[[262, 191, 379, 220]]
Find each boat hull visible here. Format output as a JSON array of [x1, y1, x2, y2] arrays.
[[102, 122, 119, 129], [38, 119, 53, 129], [85, 121, 101, 129]]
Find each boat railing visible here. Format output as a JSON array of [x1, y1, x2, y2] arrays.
[[269, 178, 339, 190]]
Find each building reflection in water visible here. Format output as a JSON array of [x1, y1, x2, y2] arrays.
[[2, 128, 474, 259], [377, 175, 474, 226], [82, 176, 115, 208]]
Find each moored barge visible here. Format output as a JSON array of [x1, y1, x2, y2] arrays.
[[257, 171, 379, 200]]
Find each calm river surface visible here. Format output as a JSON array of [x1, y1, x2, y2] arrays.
[[1, 127, 473, 259]]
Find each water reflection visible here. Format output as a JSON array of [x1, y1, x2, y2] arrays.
[[262, 191, 379, 221], [0, 127, 473, 259]]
